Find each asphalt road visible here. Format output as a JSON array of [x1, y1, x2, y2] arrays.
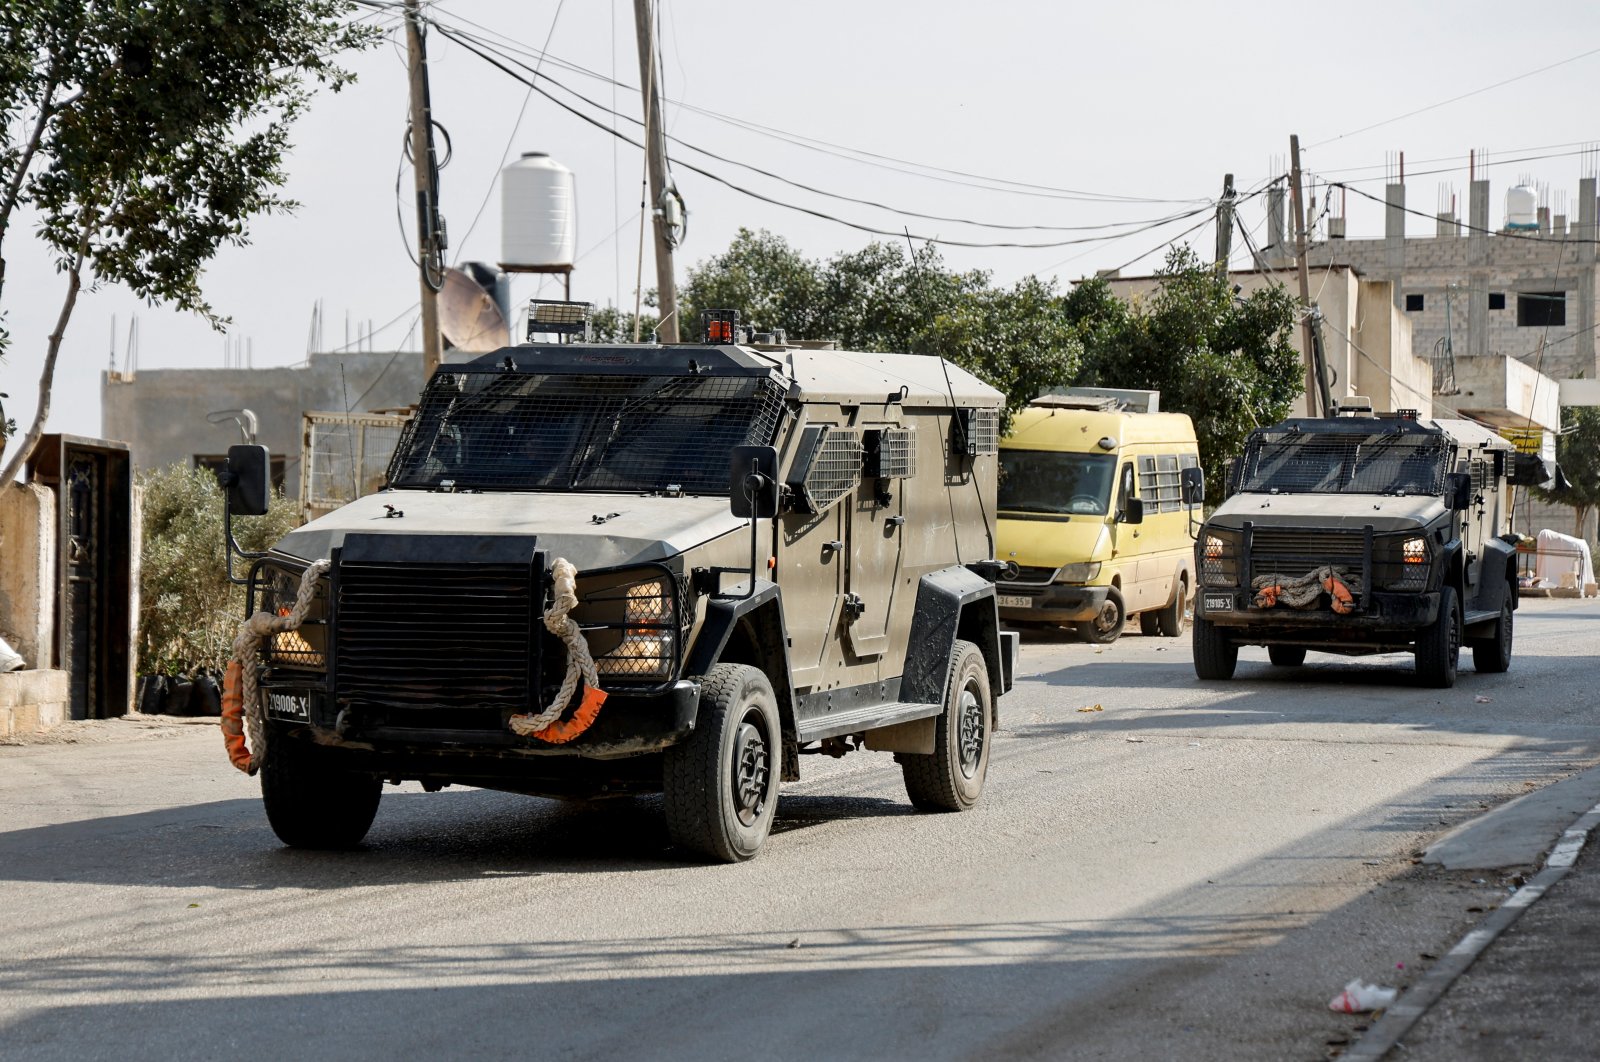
[[3, 596, 1598, 1061]]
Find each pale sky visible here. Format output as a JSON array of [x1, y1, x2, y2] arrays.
[[4, 0, 1600, 449]]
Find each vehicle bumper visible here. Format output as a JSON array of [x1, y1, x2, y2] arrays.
[[998, 583, 1109, 623], [1197, 589, 1440, 643]]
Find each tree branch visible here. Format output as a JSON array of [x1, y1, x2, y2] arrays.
[[0, 212, 95, 485], [0, 67, 60, 245]]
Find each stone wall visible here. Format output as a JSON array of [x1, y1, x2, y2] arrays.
[[0, 669, 67, 739], [0, 481, 55, 669]]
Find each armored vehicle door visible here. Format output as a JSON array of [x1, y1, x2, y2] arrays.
[[1462, 451, 1500, 602], [843, 427, 912, 658]]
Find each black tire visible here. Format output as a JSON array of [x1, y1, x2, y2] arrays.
[[1076, 587, 1125, 644], [902, 640, 992, 812], [663, 663, 781, 862], [1138, 612, 1161, 636], [1157, 576, 1187, 637], [1471, 599, 1513, 674], [1268, 645, 1307, 667], [1415, 584, 1461, 689], [1192, 615, 1238, 680], [261, 739, 381, 849]]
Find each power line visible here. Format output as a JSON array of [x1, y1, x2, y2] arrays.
[[436, 24, 1220, 251], [1308, 45, 1600, 149], [1326, 180, 1600, 245]]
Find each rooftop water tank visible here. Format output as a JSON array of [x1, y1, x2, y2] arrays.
[[501, 152, 576, 271], [1505, 183, 1538, 231]]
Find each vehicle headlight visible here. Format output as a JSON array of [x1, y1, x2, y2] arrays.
[[1402, 537, 1427, 564], [257, 564, 327, 670], [1204, 535, 1229, 560], [1057, 561, 1102, 583], [589, 577, 675, 680]]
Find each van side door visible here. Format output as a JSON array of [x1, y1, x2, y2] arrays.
[[1113, 460, 1143, 612]]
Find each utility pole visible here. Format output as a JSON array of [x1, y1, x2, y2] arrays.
[[405, 0, 444, 377], [1289, 135, 1330, 416], [1213, 174, 1235, 278], [633, 0, 680, 343]]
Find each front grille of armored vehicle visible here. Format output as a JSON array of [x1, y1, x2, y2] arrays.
[[334, 558, 537, 725]]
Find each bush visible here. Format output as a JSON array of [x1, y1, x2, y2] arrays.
[[138, 463, 299, 675]]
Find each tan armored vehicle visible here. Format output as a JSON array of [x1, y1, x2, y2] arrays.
[[1191, 409, 1548, 687], [221, 307, 1016, 861]]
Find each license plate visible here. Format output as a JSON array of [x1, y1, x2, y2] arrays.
[[1203, 595, 1234, 612], [268, 693, 309, 720], [997, 594, 1032, 609]]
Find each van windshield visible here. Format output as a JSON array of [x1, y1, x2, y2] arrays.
[[998, 451, 1116, 516]]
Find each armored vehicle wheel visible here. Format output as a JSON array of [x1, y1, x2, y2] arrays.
[[663, 664, 780, 862], [1139, 612, 1161, 636], [902, 640, 992, 812], [261, 740, 381, 850], [1191, 615, 1238, 680], [1076, 588, 1125, 644], [1415, 584, 1461, 688], [1471, 599, 1513, 674], [1156, 576, 1187, 637], [1268, 645, 1307, 667]]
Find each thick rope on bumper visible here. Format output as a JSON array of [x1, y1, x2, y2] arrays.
[[509, 557, 608, 742], [222, 559, 330, 775], [1252, 565, 1361, 613]]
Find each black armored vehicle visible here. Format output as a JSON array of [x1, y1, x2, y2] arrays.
[[224, 309, 1016, 861], [1191, 410, 1547, 687]]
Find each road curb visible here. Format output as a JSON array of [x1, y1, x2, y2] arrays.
[[1342, 796, 1600, 1061]]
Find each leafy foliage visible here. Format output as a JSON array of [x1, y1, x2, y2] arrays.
[[1533, 404, 1600, 539], [1065, 247, 1302, 498], [137, 463, 298, 675], [682, 228, 1082, 418]]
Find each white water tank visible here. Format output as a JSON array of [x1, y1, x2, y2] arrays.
[[501, 152, 576, 270], [1505, 183, 1538, 231]]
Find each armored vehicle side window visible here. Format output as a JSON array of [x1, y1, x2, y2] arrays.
[[388, 370, 787, 494], [997, 451, 1115, 516]]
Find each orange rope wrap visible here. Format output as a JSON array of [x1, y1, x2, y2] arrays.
[[221, 660, 250, 772]]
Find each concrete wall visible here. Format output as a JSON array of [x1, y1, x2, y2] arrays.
[[0, 669, 67, 739], [1436, 355, 1562, 432], [0, 481, 55, 669], [101, 349, 448, 499]]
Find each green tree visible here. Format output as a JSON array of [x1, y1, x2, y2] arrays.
[[1066, 246, 1301, 497], [138, 463, 299, 674], [1533, 404, 1600, 540], [0, 1, 376, 483], [682, 229, 1080, 417]]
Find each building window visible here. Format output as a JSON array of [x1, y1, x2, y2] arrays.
[[1517, 291, 1566, 328], [1488, 292, 1506, 311], [1404, 293, 1425, 312]]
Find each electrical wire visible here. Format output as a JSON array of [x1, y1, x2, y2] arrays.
[[1326, 180, 1600, 245], [438, 23, 1211, 238], [435, 24, 1221, 251]]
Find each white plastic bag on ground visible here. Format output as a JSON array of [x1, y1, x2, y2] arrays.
[[1328, 979, 1398, 1013], [0, 636, 24, 673]]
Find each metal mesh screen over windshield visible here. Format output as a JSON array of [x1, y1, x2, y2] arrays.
[[388, 371, 788, 493], [1238, 430, 1448, 495]]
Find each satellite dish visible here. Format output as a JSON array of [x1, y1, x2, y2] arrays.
[[439, 267, 510, 352]]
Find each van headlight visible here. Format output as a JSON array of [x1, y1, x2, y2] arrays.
[[588, 577, 676, 680], [1057, 562, 1101, 583]]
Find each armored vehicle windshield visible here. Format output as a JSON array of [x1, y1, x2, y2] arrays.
[[388, 363, 787, 494], [1237, 425, 1448, 496]]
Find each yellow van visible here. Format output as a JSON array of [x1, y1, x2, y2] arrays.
[[994, 395, 1201, 642]]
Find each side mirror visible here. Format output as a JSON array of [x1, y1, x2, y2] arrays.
[[1506, 452, 1553, 487], [729, 445, 781, 519], [1181, 466, 1206, 506], [1445, 471, 1472, 511], [224, 444, 271, 516], [1120, 497, 1145, 525]]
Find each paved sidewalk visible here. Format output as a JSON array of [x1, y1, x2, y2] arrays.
[[1400, 827, 1600, 1059]]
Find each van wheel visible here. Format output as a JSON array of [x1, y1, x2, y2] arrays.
[[902, 640, 992, 812], [663, 664, 781, 862], [1268, 645, 1307, 667], [1415, 585, 1461, 688], [1138, 612, 1161, 636], [261, 740, 381, 850], [1076, 588, 1125, 644], [1470, 599, 1513, 674], [1192, 615, 1238, 680], [1157, 576, 1187, 637]]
